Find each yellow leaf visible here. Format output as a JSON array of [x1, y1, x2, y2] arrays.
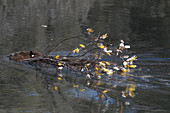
[[54, 86, 59, 90], [98, 94, 105, 98], [73, 84, 79, 88], [73, 48, 79, 53], [129, 84, 136, 92], [103, 89, 108, 94], [95, 71, 103, 75], [95, 66, 99, 71], [107, 70, 113, 75], [95, 81, 103, 86], [103, 33, 108, 39], [105, 62, 111, 65], [100, 45, 105, 49], [58, 62, 63, 66], [55, 55, 61, 59], [121, 68, 128, 73], [102, 67, 109, 72], [129, 65, 137, 68], [99, 62, 106, 67], [106, 52, 111, 56], [87, 28, 94, 33], [80, 89, 86, 92], [129, 91, 135, 98], [127, 55, 137, 62], [58, 77, 62, 80], [125, 93, 129, 97], [79, 44, 85, 48], [85, 65, 89, 71]]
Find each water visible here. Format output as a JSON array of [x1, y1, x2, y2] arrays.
[[0, 0, 170, 113]]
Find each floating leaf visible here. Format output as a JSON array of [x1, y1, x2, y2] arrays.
[[87, 81, 90, 85], [121, 68, 128, 73], [106, 52, 111, 56], [97, 75, 101, 79], [98, 94, 105, 98], [129, 84, 136, 92], [102, 67, 109, 72], [129, 65, 137, 68], [129, 91, 135, 98], [86, 74, 91, 79], [103, 89, 108, 94], [100, 45, 105, 49], [95, 66, 99, 71], [54, 86, 59, 90], [103, 33, 108, 39], [58, 77, 62, 80], [99, 62, 106, 67], [95, 81, 103, 86], [105, 62, 111, 65], [80, 89, 86, 92], [95, 71, 103, 76], [73, 84, 79, 88], [107, 69, 113, 75], [97, 43, 105, 49], [127, 55, 137, 62], [58, 62, 63, 66], [87, 28, 94, 33]]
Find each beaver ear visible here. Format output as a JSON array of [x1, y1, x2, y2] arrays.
[[30, 51, 34, 58]]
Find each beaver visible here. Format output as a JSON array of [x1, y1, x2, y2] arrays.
[[9, 51, 42, 62]]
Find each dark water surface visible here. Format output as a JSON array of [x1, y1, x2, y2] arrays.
[[0, 0, 170, 113]]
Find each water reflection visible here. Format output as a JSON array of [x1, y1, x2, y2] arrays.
[[0, 0, 170, 112]]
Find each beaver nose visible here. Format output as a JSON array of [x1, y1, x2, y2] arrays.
[[30, 51, 34, 58]]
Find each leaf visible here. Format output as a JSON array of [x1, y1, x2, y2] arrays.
[[54, 86, 59, 90], [58, 77, 62, 80], [73, 48, 79, 53], [73, 84, 79, 88], [129, 84, 136, 92], [102, 67, 109, 72], [100, 33, 108, 39], [103, 33, 108, 39], [99, 62, 106, 67], [107, 69, 113, 75], [100, 45, 105, 49], [103, 89, 108, 94], [79, 44, 85, 48], [95, 71, 103, 75], [121, 68, 128, 73], [95, 81, 103, 86], [129, 65, 137, 68], [58, 62, 63, 66], [95, 66, 99, 71], [129, 91, 135, 98], [80, 89, 86, 92], [105, 62, 111, 65], [87, 28, 94, 33], [106, 52, 111, 56], [127, 55, 137, 62], [55, 55, 61, 59], [125, 45, 130, 49], [98, 94, 105, 98]]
